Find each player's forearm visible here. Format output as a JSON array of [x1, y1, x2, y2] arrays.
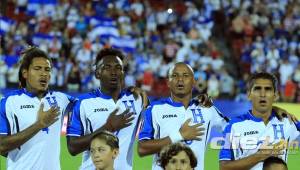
[[219, 154, 265, 170], [0, 123, 43, 155], [138, 137, 172, 157], [67, 124, 112, 155]]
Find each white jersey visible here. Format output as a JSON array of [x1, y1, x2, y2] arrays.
[[219, 111, 300, 170], [0, 88, 75, 170], [138, 97, 228, 170], [67, 89, 143, 170]]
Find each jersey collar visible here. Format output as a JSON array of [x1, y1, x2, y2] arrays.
[[167, 97, 196, 107], [95, 88, 129, 99], [247, 110, 276, 122], [22, 88, 49, 98]]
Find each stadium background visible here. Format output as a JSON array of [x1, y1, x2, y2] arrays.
[[0, 0, 300, 169]]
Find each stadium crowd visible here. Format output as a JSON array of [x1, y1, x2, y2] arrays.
[[0, 0, 299, 102]]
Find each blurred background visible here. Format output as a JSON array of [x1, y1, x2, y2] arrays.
[[0, 0, 299, 102], [0, 1, 300, 169]]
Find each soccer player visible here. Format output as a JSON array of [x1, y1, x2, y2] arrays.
[[90, 130, 119, 170], [0, 47, 75, 170], [66, 48, 146, 170], [138, 62, 229, 170], [158, 143, 197, 170], [219, 72, 300, 170]]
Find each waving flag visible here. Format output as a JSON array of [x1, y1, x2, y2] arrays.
[[88, 24, 120, 41], [32, 33, 61, 46], [0, 17, 15, 35], [109, 36, 137, 53]]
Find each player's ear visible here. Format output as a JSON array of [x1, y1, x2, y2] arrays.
[[112, 148, 119, 159], [167, 76, 171, 88], [274, 91, 279, 101], [22, 69, 28, 79], [192, 76, 196, 86], [247, 90, 251, 100], [95, 69, 100, 79]]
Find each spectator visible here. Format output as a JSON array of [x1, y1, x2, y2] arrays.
[[0, 61, 8, 89]]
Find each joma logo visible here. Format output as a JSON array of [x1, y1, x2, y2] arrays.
[[20, 105, 34, 109], [94, 108, 108, 112], [244, 131, 259, 136], [162, 114, 178, 119]]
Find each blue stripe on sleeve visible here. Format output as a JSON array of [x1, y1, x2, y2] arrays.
[[219, 123, 234, 160], [66, 100, 84, 136], [138, 106, 154, 140], [0, 97, 10, 135]]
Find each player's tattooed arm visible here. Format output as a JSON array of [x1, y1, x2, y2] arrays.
[[0, 103, 60, 155], [272, 105, 299, 123], [67, 108, 134, 156], [194, 93, 213, 107]]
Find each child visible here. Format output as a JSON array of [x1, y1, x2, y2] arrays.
[[158, 143, 197, 170], [90, 131, 119, 170]]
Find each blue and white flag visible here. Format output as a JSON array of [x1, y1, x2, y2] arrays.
[[88, 24, 119, 41], [27, 0, 57, 16], [88, 16, 116, 27], [0, 17, 15, 35], [32, 33, 61, 46], [109, 36, 137, 53]]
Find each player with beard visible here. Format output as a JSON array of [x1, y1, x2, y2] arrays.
[[0, 47, 75, 170]]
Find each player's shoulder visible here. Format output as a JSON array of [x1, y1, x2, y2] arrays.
[[1, 89, 24, 100], [229, 113, 250, 124], [224, 113, 251, 132], [149, 98, 171, 107], [77, 90, 99, 101]]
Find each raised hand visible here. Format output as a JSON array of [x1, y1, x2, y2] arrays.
[[179, 118, 205, 141], [36, 103, 60, 129], [105, 108, 135, 132]]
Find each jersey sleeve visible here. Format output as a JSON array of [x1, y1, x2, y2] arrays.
[[219, 122, 235, 161], [0, 97, 10, 135], [211, 106, 229, 130], [66, 100, 85, 137], [290, 121, 300, 141], [138, 106, 155, 141]]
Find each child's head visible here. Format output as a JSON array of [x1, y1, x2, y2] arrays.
[[158, 143, 197, 170], [263, 157, 288, 170], [90, 131, 119, 170]]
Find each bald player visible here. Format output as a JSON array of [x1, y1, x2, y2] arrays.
[[138, 62, 229, 170]]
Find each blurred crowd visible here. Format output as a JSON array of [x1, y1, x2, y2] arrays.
[[0, 0, 299, 102]]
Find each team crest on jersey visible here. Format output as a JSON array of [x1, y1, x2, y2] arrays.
[[46, 96, 58, 106]]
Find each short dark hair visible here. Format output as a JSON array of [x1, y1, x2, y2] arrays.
[[158, 143, 197, 169], [91, 130, 119, 150], [263, 156, 287, 170], [95, 48, 125, 66], [18, 46, 52, 88], [247, 72, 278, 92]]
